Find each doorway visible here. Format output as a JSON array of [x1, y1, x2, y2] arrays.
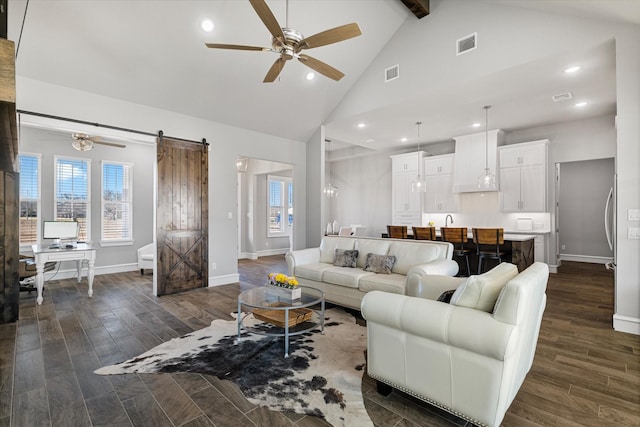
[[237, 157, 294, 260], [556, 158, 615, 265]]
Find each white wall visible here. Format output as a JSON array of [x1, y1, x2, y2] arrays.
[[17, 77, 307, 286]]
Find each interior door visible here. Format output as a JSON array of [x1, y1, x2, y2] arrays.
[[156, 136, 208, 295]]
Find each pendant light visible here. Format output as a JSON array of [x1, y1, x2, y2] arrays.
[[478, 105, 496, 189], [324, 140, 339, 198], [411, 121, 427, 193]]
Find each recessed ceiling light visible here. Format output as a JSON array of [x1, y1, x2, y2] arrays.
[[306, 72, 315, 81], [357, 123, 366, 128], [201, 19, 214, 32], [575, 101, 588, 107], [401, 137, 408, 142], [472, 122, 481, 128], [564, 65, 581, 74]]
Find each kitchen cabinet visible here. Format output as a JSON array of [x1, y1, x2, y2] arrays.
[[453, 129, 504, 193], [498, 140, 548, 212], [424, 154, 457, 212], [390, 152, 424, 226]]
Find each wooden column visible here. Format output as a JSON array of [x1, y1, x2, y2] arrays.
[[0, 38, 19, 323]]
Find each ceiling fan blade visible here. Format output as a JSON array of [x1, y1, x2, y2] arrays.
[[298, 54, 344, 81], [205, 43, 268, 51], [93, 140, 126, 149], [297, 23, 362, 51], [249, 0, 284, 41], [264, 57, 286, 83]]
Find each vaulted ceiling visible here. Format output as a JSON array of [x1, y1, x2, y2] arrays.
[[7, 0, 638, 149]]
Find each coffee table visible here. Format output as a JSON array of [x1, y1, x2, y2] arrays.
[[237, 285, 325, 357]]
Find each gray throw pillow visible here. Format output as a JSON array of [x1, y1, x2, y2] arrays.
[[363, 253, 396, 274], [333, 249, 359, 268]]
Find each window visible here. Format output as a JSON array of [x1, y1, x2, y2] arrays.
[[101, 162, 132, 242], [55, 157, 90, 241], [18, 154, 41, 244], [267, 176, 293, 237]]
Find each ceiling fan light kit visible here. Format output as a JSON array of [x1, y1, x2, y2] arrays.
[[205, 0, 361, 82], [71, 133, 126, 151]]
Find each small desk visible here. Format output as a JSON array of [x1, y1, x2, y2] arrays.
[[31, 243, 96, 305]]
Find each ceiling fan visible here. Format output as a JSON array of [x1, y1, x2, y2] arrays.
[[205, 0, 362, 82], [71, 133, 126, 152]]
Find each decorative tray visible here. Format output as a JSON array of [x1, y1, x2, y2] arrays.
[[253, 302, 313, 328]]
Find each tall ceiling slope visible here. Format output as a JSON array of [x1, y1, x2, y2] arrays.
[[7, 0, 409, 143], [324, 0, 628, 151]]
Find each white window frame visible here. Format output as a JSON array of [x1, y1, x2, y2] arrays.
[[267, 175, 293, 238], [18, 152, 42, 247], [54, 156, 91, 243], [100, 160, 134, 246]]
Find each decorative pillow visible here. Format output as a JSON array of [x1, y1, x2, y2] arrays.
[[450, 263, 519, 312], [437, 289, 456, 304], [363, 253, 396, 274], [333, 249, 359, 268]]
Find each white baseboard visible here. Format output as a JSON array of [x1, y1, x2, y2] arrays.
[[238, 249, 288, 260], [43, 263, 138, 281], [558, 254, 613, 264], [208, 273, 239, 287], [613, 314, 640, 335]]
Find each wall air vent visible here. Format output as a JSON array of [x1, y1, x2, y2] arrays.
[[385, 64, 399, 82], [552, 92, 573, 102], [456, 32, 477, 55]]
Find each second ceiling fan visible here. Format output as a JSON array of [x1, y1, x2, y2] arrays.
[[205, 0, 362, 82]]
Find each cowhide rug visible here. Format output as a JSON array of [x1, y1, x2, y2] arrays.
[[95, 308, 372, 427]]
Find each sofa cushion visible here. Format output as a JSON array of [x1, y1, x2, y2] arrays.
[[388, 242, 439, 275], [333, 249, 359, 268], [320, 237, 355, 263], [354, 239, 391, 268], [323, 267, 375, 288], [294, 263, 334, 282], [450, 262, 519, 312], [363, 253, 396, 274], [358, 273, 406, 294]]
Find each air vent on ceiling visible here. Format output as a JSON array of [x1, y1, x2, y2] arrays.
[[456, 32, 477, 56], [552, 92, 573, 102], [385, 64, 399, 82]]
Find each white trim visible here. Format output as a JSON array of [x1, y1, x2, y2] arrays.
[[99, 240, 134, 247], [558, 254, 612, 264], [208, 273, 240, 287], [40, 262, 138, 281], [613, 314, 640, 335], [238, 248, 288, 260]]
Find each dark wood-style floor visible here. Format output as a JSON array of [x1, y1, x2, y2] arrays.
[[0, 258, 638, 427]]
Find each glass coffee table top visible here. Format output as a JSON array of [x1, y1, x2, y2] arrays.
[[237, 285, 325, 357]]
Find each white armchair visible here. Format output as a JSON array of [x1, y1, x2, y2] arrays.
[[137, 243, 155, 274], [361, 262, 549, 427]]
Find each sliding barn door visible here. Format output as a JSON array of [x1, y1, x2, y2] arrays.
[[156, 136, 208, 295]]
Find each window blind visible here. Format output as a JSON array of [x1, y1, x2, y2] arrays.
[[102, 162, 132, 240], [55, 158, 90, 241], [18, 154, 40, 243]]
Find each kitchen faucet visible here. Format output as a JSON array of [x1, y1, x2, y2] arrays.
[[445, 214, 454, 227]]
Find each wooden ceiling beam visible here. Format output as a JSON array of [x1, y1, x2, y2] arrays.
[[399, 0, 430, 19]]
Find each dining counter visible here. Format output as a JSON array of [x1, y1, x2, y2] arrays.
[[383, 231, 536, 273]]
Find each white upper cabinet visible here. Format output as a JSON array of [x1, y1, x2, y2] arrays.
[[424, 154, 457, 212], [390, 152, 424, 226], [453, 129, 504, 193], [498, 140, 549, 212]]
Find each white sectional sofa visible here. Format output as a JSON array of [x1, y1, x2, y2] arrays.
[[361, 262, 549, 427], [285, 235, 458, 310]]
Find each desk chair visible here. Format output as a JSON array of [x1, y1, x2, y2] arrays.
[[19, 254, 55, 293], [472, 228, 506, 274], [387, 225, 408, 239], [412, 226, 437, 240], [441, 227, 471, 276]]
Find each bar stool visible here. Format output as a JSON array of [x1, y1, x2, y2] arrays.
[[412, 226, 437, 240], [440, 227, 471, 277], [472, 228, 506, 274], [387, 225, 407, 239]]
